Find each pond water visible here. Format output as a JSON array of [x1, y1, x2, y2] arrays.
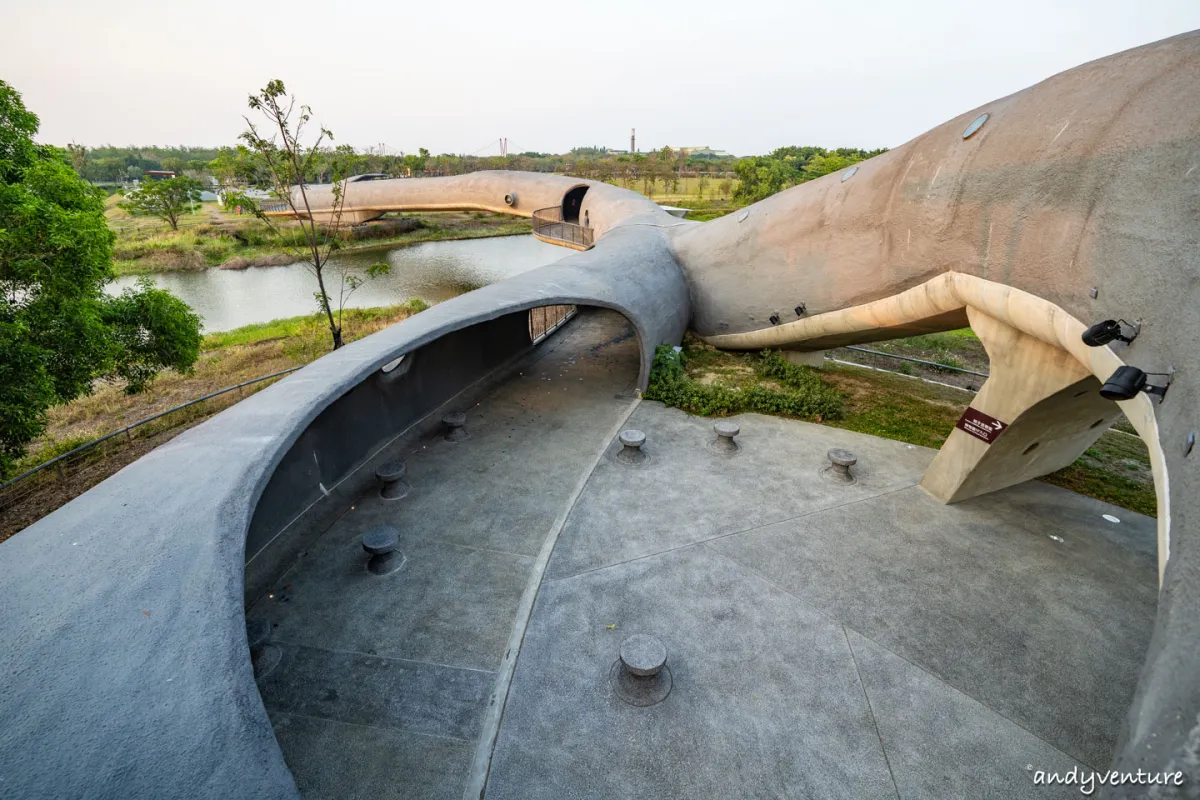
[[109, 235, 564, 332]]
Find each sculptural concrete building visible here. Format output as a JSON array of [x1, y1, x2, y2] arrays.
[[1, 31, 1197, 800]]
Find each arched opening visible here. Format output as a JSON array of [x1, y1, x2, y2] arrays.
[[240, 306, 643, 796], [561, 185, 589, 223]]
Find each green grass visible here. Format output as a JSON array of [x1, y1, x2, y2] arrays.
[[822, 365, 963, 449], [643, 343, 843, 421], [201, 299, 430, 349], [1043, 431, 1157, 516], [4, 434, 98, 481]]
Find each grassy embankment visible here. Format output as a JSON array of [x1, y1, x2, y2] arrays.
[[623, 175, 743, 221], [0, 302, 429, 541], [645, 332, 1155, 516], [107, 197, 532, 275]]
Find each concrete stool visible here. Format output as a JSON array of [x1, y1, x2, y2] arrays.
[[246, 618, 281, 679], [620, 634, 667, 677], [362, 525, 404, 576], [711, 420, 741, 454], [376, 459, 409, 501], [615, 429, 648, 467], [610, 634, 672, 706], [443, 411, 469, 442], [822, 448, 857, 484]]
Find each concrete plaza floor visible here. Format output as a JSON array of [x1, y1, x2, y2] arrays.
[[247, 309, 1158, 799]]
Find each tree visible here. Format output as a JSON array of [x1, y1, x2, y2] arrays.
[[0, 80, 203, 474], [120, 175, 202, 230], [159, 156, 186, 176], [230, 79, 389, 351], [66, 142, 87, 176]]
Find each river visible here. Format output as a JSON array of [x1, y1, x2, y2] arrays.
[[109, 235, 563, 332]]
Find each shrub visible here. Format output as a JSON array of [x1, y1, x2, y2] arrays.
[[644, 345, 844, 422]]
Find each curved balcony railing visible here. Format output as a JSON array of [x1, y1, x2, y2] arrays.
[[531, 207, 595, 250]]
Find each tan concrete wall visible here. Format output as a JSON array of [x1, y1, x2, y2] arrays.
[[667, 31, 1200, 341], [278, 171, 671, 241]]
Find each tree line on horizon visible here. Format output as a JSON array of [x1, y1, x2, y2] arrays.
[[63, 142, 887, 204]]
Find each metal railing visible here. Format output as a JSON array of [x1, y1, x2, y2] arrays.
[[531, 207, 595, 249], [840, 346, 988, 377], [826, 345, 987, 392], [529, 305, 577, 344], [0, 368, 301, 535]]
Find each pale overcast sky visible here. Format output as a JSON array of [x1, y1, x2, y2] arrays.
[[4, 0, 1198, 156]]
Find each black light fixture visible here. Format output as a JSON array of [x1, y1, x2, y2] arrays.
[[794, 303, 807, 317], [1099, 366, 1173, 403], [1082, 319, 1140, 347], [769, 313, 781, 326]]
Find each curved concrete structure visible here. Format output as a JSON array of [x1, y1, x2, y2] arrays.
[[0, 228, 688, 799], [1, 31, 1198, 799]]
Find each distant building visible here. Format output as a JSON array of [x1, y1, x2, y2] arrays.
[[143, 170, 177, 180], [679, 146, 734, 159]]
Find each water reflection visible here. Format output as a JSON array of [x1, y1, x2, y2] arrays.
[[109, 235, 563, 332]]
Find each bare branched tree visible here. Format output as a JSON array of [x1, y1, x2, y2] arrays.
[[230, 80, 387, 350]]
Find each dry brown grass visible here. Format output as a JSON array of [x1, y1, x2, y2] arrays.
[[0, 304, 427, 542]]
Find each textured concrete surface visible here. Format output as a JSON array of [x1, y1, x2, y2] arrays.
[[246, 310, 643, 798], [664, 33, 1200, 782], [488, 402, 1158, 799], [0, 221, 686, 799], [545, 409, 933, 580], [2, 33, 1196, 798]]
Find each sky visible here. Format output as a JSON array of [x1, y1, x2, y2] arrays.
[[4, 0, 1198, 157]]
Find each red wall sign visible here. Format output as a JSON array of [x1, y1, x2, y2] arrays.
[[955, 407, 1008, 444]]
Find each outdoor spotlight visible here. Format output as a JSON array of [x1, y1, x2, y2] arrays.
[[769, 313, 781, 325], [1099, 366, 1173, 403], [1082, 319, 1139, 347], [794, 303, 807, 316]]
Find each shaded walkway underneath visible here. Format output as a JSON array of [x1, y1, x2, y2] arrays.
[[247, 309, 641, 798]]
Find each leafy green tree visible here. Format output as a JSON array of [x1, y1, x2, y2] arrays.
[[120, 175, 202, 230], [0, 80, 203, 474], [159, 157, 186, 176], [733, 156, 793, 202], [103, 278, 202, 392]]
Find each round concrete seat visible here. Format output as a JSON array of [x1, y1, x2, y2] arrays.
[[828, 448, 857, 467], [615, 429, 649, 467], [714, 420, 740, 439], [712, 420, 741, 454], [443, 411, 469, 442], [375, 459, 407, 482], [619, 429, 646, 449], [620, 634, 667, 677], [376, 458, 410, 500], [822, 448, 858, 484], [362, 525, 400, 556]]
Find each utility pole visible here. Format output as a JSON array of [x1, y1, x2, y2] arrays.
[[631, 128, 636, 154]]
